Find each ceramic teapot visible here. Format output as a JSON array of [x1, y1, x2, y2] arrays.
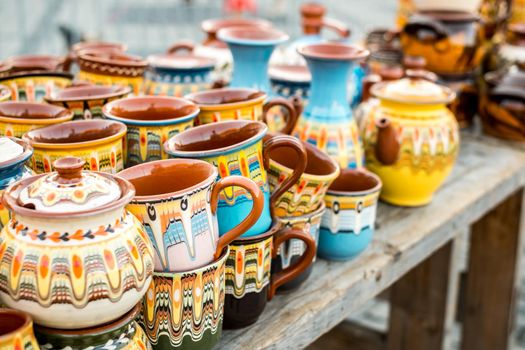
[[0, 156, 154, 329], [360, 74, 459, 206]]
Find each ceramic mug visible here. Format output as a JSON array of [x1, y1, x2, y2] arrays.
[[265, 132, 340, 217], [319, 168, 382, 260], [0, 309, 39, 350], [140, 247, 228, 350], [224, 224, 316, 328], [0, 84, 11, 102], [272, 202, 325, 291], [164, 120, 307, 237], [119, 159, 264, 272], [0, 71, 73, 102], [103, 96, 199, 167], [185, 87, 299, 134]]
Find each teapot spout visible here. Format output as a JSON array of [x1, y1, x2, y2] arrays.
[[375, 118, 400, 165]]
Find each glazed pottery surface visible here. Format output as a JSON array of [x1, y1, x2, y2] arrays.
[[186, 88, 298, 134], [22, 119, 126, 174], [224, 225, 316, 328], [0, 102, 74, 138], [319, 169, 381, 260], [0, 157, 154, 328], [265, 133, 339, 217], [439, 73, 478, 128], [140, 248, 228, 350], [35, 305, 150, 350], [0, 85, 11, 102], [269, 64, 311, 101], [272, 202, 325, 291], [0, 309, 39, 350], [0, 137, 33, 229], [45, 84, 131, 120], [76, 50, 148, 95], [103, 96, 199, 167], [0, 71, 73, 102], [361, 77, 459, 206], [164, 120, 306, 237], [119, 159, 263, 272], [6, 54, 66, 73], [292, 43, 369, 169]]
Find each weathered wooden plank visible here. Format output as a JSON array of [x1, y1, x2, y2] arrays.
[[308, 320, 386, 350], [461, 189, 525, 350], [219, 133, 525, 350]]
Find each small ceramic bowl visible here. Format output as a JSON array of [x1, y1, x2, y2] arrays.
[[6, 54, 66, 73], [0, 101, 74, 138], [45, 84, 131, 120], [319, 168, 382, 260], [103, 96, 199, 167], [0, 85, 12, 102], [0, 308, 39, 349], [0, 71, 73, 102], [22, 119, 127, 174]]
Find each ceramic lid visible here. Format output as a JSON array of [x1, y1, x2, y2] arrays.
[[0, 137, 32, 168], [16, 157, 121, 214], [371, 76, 455, 104]]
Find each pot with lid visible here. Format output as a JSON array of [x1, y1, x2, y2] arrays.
[[0, 156, 154, 329]]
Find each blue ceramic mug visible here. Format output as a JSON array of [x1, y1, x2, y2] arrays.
[[164, 120, 306, 237]]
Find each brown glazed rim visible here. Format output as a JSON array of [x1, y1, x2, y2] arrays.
[[298, 43, 369, 61], [0, 137, 33, 169], [185, 88, 266, 109], [4, 171, 135, 218], [416, 10, 479, 22], [35, 304, 140, 336], [77, 49, 148, 68], [0, 308, 32, 342], [201, 17, 273, 35], [147, 53, 216, 70], [0, 62, 12, 74], [45, 84, 132, 102], [327, 168, 382, 196], [72, 41, 127, 54], [0, 71, 73, 81], [6, 54, 65, 71], [0, 102, 74, 123], [117, 158, 217, 201], [231, 223, 279, 244], [217, 26, 289, 44]]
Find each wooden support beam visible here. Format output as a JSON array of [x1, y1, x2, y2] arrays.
[[308, 320, 386, 350]]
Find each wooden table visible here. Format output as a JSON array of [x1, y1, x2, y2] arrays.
[[218, 132, 525, 350]]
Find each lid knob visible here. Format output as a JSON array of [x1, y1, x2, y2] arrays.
[[53, 157, 85, 184]]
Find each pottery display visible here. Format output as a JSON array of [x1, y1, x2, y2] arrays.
[[0, 137, 33, 229], [185, 87, 298, 134], [22, 119, 127, 174], [35, 305, 150, 350], [140, 247, 228, 350], [0, 309, 39, 349], [0, 102, 74, 138], [272, 202, 324, 291], [0, 62, 12, 78], [440, 73, 479, 128], [0, 156, 154, 328], [0, 71, 73, 102], [119, 159, 263, 272], [269, 64, 311, 102], [103, 96, 199, 167], [487, 23, 525, 73], [75, 50, 148, 95], [164, 120, 306, 238], [44, 84, 131, 120], [264, 133, 339, 217], [292, 43, 369, 169], [6, 54, 67, 73], [0, 85, 11, 102], [401, 10, 484, 75], [360, 76, 459, 206], [224, 225, 315, 328], [319, 169, 382, 260]]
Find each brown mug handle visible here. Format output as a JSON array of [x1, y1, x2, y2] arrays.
[[268, 227, 316, 300], [262, 135, 307, 212], [322, 17, 351, 39], [60, 53, 75, 72], [211, 175, 264, 260], [166, 41, 195, 54], [262, 97, 299, 135]]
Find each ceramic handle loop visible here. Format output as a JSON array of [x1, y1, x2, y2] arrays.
[[262, 97, 300, 135], [268, 227, 316, 300], [166, 41, 195, 54], [322, 17, 351, 39]]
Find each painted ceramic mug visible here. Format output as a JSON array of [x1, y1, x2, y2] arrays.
[[319, 168, 382, 260], [0, 309, 39, 349], [185, 88, 299, 134], [224, 224, 316, 328], [0, 71, 73, 102], [164, 120, 307, 237], [103, 96, 199, 167], [140, 247, 228, 350], [119, 159, 263, 272], [0, 84, 12, 102], [22, 119, 126, 174], [265, 132, 340, 217], [272, 202, 325, 291]]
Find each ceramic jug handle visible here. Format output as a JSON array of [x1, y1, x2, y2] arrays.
[[166, 41, 195, 54], [60, 53, 75, 72], [268, 226, 316, 300], [404, 15, 449, 50], [262, 97, 300, 135], [322, 17, 351, 39], [263, 135, 307, 213], [211, 176, 264, 260]]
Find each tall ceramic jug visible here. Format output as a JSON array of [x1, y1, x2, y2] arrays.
[[292, 43, 369, 169]]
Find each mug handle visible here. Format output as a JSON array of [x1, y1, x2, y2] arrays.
[[60, 53, 75, 72], [262, 97, 300, 135], [166, 41, 195, 54], [211, 175, 265, 260], [268, 226, 316, 300], [322, 17, 351, 39], [263, 135, 307, 212]]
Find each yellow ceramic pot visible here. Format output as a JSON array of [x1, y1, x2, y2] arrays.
[[22, 120, 127, 174], [0, 72, 73, 102], [0, 102, 74, 138], [0, 309, 39, 350], [360, 76, 459, 206], [0, 85, 11, 102]]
